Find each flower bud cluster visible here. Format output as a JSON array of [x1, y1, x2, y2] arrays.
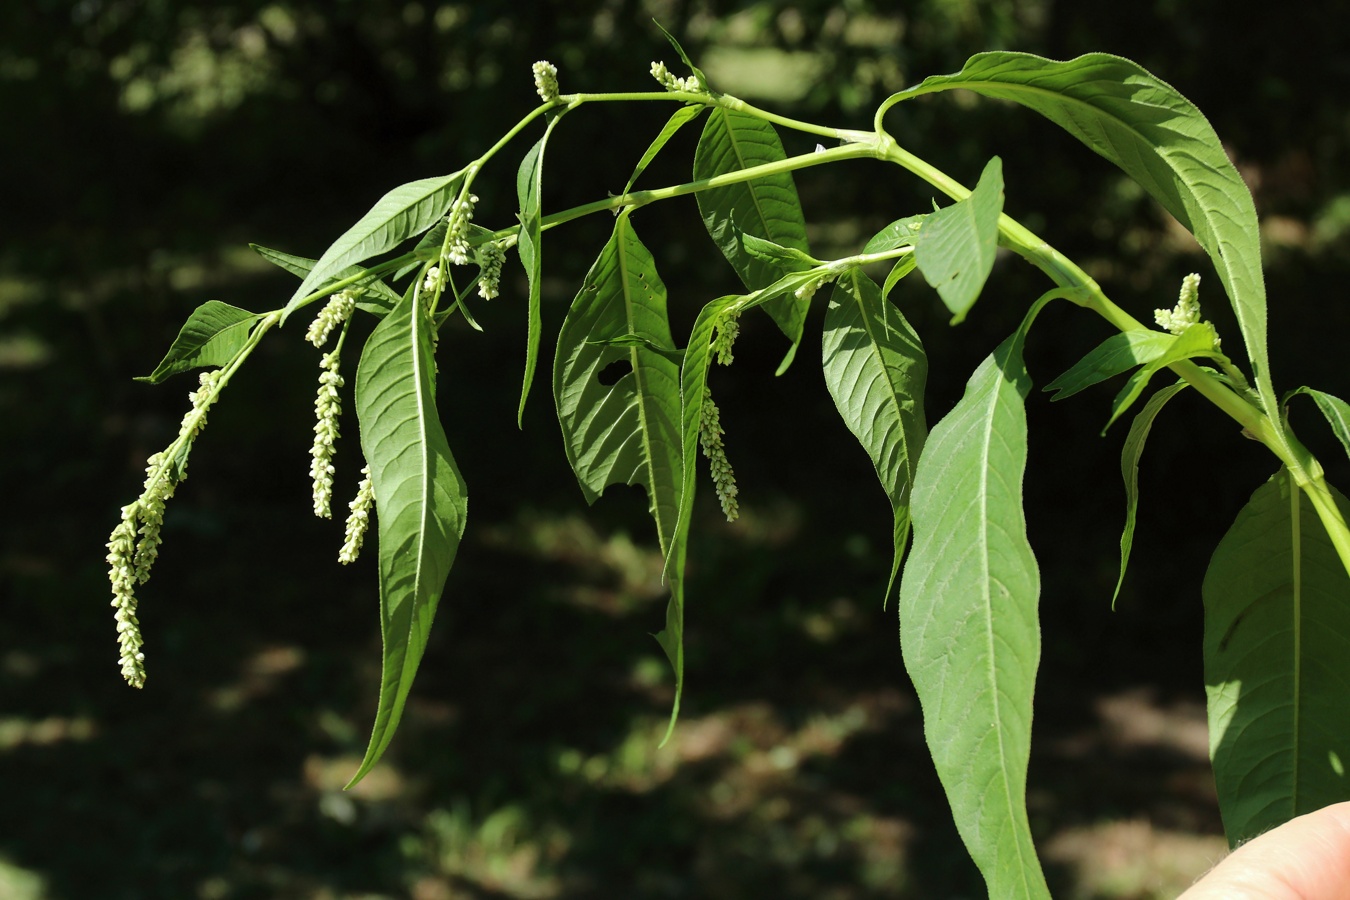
[[447, 193, 479, 266], [476, 241, 506, 300], [339, 465, 375, 564], [650, 61, 701, 93], [107, 507, 146, 688], [310, 351, 344, 518], [793, 272, 838, 303], [699, 388, 740, 522], [423, 265, 444, 295], [132, 452, 175, 584], [712, 311, 740, 366], [532, 60, 560, 102], [305, 291, 356, 348], [182, 369, 223, 441], [1155, 273, 1202, 335]]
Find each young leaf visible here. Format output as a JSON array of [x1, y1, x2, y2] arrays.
[[250, 243, 399, 317], [516, 112, 564, 426], [553, 214, 685, 738], [912, 157, 1004, 324], [136, 301, 261, 384], [1104, 322, 1224, 431], [864, 214, 926, 254], [821, 269, 928, 606], [622, 104, 706, 197], [1203, 469, 1350, 845], [346, 288, 469, 788], [886, 52, 1273, 420], [1043, 330, 1175, 401], [652, 20, 712, 91], [694, 108, 811, 355], [741, 232, 821, 272], [897, 301, 1055, 899], [1287, 387, 1350, 464], [284, 171, 464, 322], [1115, 381, 1189, 606]]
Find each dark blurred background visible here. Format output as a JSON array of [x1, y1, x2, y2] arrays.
[[3, 1, 1349, 897]]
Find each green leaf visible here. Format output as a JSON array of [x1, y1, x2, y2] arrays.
[[250, 243, 399, 317], [136, 301, 261, 384], [285, 171, 464, 322], [882, 255, 918, 303], [694, 107, 811, 354], [912, 157, 1003, 324], [1288, 387, 1350, 464], [653, 20, 711, 91], [516, 113, 564, 426], [897, 301, 1054, 899], [1105, 322, 1224, 431], [1203, 469, 1350, 845], [864, 214, 926, 254], [887, 52, 1273, 418], [741, 232, 820, 272], [1115, 381, 1189, 606], [623, 104, 706, 197], [1044, 330, 1175, 401], [347, 288, 469, 788], [553, 214, 685, 738], [822, 269, 927, 606]]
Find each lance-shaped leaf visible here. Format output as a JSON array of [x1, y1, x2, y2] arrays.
[[1105, 322, 1224, 431], [886, 52, 1273, 419], [694, 108, 811, 350], [623, 104, 707, 197], [654, 20, 712, 92], [1288, 387, 1350, 465], [285, 171, 464, 322], [1115, 381, 1189, 606], [251, 244, 400, 317], [516, 112, 564, 426], [1203, 468, 1350, 844], [822, 269, 928, 605], [136, 301, 261, 384], [1043, 330, 1174, 401], [897, 305, 1053, 899], [347, 289, 468, 788], [912, 157, 1003, 324], [553, 215, 685, 737]]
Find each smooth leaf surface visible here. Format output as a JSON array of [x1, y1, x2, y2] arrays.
[[1289, 387, 1350, 465], [822, 269, 928, 605], [1044, 330, 1174, 401], [882, 255, 918, 303], [516, 114, 563, 425], [285, 171, 464, 321], [864, 214, 927, 254], [1203, 469, 1350, 844], [553, 215, 685, 738], [741, 232, 820, 272], [1115, 381, 1189, 605], [694, 108, 811, 349], [348, 289, 468, 787], [912, 157, 1003, 324], [623, 104, 706, 197], [137, 301, 260, 384], [897, 309, 1052, 899], [889, 52, 1273, 416], [251, 243, 400, 316], [1105, 322, 1223, 431]]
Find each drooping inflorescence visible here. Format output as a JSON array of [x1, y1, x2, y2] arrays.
[[698, 388, 740, 522], [305, 290, 356, 348], [446, 193, 479, 266], [712, 310, 740, 366], [310, 351, 344, 519], [476, 240, 506, 300], [339, 465, 374, 565]]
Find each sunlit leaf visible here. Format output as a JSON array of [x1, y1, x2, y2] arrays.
[[285, 171, 464, 322], [898, 300, 1055, 899], [1044, 330, 1174, 401], [623, 104, 706, 197], [1105, 322, 1223, 431], [1203, 469, 1350, 844], [1288, 387, 1350, 465], [136, 301, 261, 384], [517, 112, 564, 425], [1115, 381, 1189, 606], [912, 157, 1003, 324], [250, 243, 399, 317], [347, 288, 468, 788], [864, 214, 927, 254], [694, 108, 811, 355], [886, 52, 1273, 419], [653, 21, 712, 91], [822, 269, 927, 605]]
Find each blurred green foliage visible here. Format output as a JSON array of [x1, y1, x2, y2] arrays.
[[3, 1, 1348, 897]]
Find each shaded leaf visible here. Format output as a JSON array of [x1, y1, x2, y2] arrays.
[[882, 255, 918, 303], [1288, 387, 1350, 465], [897, 301, 1054, 899], [694, 107, 811, 352], [136, 301, 261, 384], [1115, 381, 1189, 605], [1203, 469, 1350, 844], [742, 232, 820, 272], [653, 21, 712, 91], [1044, 330, 1174, 401], [864, 214, 926, 254], [912, 158, 1003, 324], [623, 104, 706, 197], [347, 289, 468, 787], [822, 269, 927, 605], [887, 52, 1273, 417], [285, 171, 464, 321], [1105, 322, 1223, 431], [251, 243, 399, 317], [517, 113, 564, 425]]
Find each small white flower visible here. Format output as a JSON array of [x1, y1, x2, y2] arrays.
[[339, 466, 375, 564], [423, 265, 442, 294], [446, 193, 479, 266], [476, 241, 506, 300], [310, 352, 344, 518], [305, 291, 357, 348], [1155, 273, 1202, 335], [107, 504, 146, 688], [650, 60, 702, 93], [532, 60, 559, 102]]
